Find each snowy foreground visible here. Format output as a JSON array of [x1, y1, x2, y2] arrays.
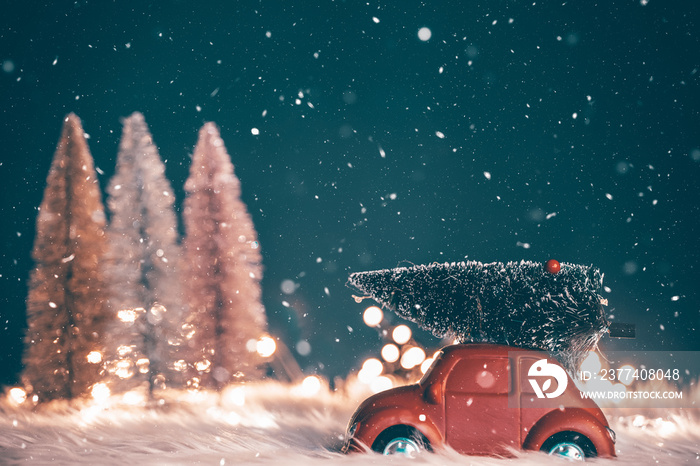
[[1, 381, 699, 465]]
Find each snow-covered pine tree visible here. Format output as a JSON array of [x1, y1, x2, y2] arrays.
[[23, 113, 109, 402], [102, 112, 185, 396], [182, 122, 267, 390], [347, 261, 608, 372]]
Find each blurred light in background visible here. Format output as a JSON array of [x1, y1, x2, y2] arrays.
[[86, 350, 103, 364], [222, 385, 246, 406], [370, 376, 393, 393], [301, 375, 322, 396], [122, 390, 145, 406], [363, 306, 383, 327], [392, 325, 412, 345], [381, 343, 400, 363], [618, 364, 635, 386], [256, 336, 277, 358], [400, 346, 426, 370], [8, 387, 27, 405], [91, 383, 110, 403], [420, 357, 434, 374], [358, 358, 383, 384]]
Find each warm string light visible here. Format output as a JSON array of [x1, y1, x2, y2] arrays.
[[381, 344, 400, 363], [362, 306, 383, 327], [8, 387, 27, 406], [358, 305, 440, 390], [91, 383, 110, 403], [392, 325, 412, 345], [256, 336, 277, 358], [86, 351, 103, 364], [400, 347, 426, 370]]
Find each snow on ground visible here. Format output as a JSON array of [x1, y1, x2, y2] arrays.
[[1, 380, 699, 465]]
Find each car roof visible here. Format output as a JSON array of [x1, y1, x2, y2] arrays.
[[441, 343, 549, 359]]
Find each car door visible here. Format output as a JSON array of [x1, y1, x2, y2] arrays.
[[444, 356, 518, 455]]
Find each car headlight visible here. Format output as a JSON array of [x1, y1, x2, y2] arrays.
[[347, 421, 359, 439], [605, 426, 616, 444]]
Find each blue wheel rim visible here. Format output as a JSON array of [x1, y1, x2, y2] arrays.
[[383, 437, 421, 457], [548, 441, 585, 460]]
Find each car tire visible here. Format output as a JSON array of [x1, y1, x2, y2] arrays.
[[372, 425, 431, 457], [541, 431, 596, 461]]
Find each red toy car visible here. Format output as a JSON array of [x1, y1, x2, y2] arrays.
[[343, 343, 616, 460]]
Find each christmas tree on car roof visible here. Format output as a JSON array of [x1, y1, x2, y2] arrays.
[[347, 260, 621, 373]]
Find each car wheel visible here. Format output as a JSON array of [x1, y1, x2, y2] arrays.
[[541, 431, 596, 461], [372, 425, 430, 457]]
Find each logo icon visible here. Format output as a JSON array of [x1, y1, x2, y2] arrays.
[[528, 359, 568, 398]]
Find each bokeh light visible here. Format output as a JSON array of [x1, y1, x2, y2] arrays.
[[358, 358, 384, 384], [8, 387, 27, 405], [400, 346, 426, 370], [418, 27, 432, 41], [117, 309, 137, 323], [363, 306, 383, 327], [222, 385, 246, 406], [370, 376, 393, 393], [115, 360, 134, 379], [420, 357, 434, 374], [392, 325, 412, 345], [618, 364, 635, 386], [122, 390, 145, 406], [256, 336, 277, 358], [91, 383, 110, 403], [86, 350, 103, 364], [136, 358, 150, 374], [296, 339, 312, 356], [301, 375, 322, 396], [195, 359, 211, 371], [381, 343, 400, 363]]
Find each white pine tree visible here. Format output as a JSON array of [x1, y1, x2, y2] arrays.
[[102, 112, 185, 396], [182, 122, 268, 390]]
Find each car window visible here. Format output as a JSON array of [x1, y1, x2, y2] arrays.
[[446, 357, 511, 394]]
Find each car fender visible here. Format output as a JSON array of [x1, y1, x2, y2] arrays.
[[522, 408, 616, 457], [352, 407, 442, 451]]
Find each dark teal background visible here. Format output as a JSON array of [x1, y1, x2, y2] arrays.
[[1, 1, 699, 386]]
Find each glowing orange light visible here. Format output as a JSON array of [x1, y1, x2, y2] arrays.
[[122, 390, 145, 406], [381, 344, 400, 363], [115, 360, 134, 379], [117, 309, 138, 323], [136, 358, 150, 374], [222, 385, 246, 406], [362, 306, 383, 327], [358, 358, 383, 384], [370, 376, 393, 393], [392, 325, 412, 345], [256, 336, 277, 358], [301, 375, 322, 396], [400, 346, 426, 370], [420, 357, 434, 374], [8, 387, 27, 405], [87, 351, 103, 364], [195, 359, 211, 371], [91, 383, 110, 403]]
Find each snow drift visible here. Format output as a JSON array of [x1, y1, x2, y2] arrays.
[[1, 380, 699, 465]]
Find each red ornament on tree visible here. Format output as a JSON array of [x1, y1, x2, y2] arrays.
[[545, 259, 561, 274]]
